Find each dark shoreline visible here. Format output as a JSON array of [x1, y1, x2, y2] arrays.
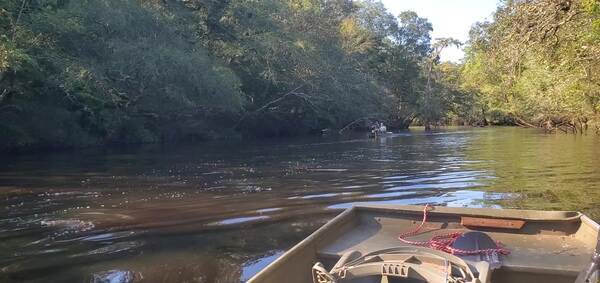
[[0, 125, 528, 156]]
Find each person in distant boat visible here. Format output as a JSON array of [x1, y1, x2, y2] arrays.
[[379, 122, 387, 134], [370, 121, 380, 137]]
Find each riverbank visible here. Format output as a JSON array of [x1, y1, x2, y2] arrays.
[[0, 124, 576, 155]]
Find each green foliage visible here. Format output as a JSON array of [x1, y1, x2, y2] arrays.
[[396, 11, 433, 58], [195, 0, 426, 135], [1, 0, 246, 150], [461, 0, 600, 132], [0, 0, 457, 150], [0, 39, 30, 73]]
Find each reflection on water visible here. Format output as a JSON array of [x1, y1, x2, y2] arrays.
[[1, 128, 599, 282], [239, 251, 284, 282]]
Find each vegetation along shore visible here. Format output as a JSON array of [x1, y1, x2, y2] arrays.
[[1, 0, 599, 151]]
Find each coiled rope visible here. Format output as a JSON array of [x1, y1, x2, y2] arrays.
[[397, 205, 510, 255]]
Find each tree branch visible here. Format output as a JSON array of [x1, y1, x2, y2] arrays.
[[234, 84, 306, 129], [511, 114, 537, 128], [338, 116, 377, 134], [11, 0, 28, 42]]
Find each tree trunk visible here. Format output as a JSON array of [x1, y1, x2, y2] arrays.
[[512, 114, 537, 128], [481, 108, 488, 126]]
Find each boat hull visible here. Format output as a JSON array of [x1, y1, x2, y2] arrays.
[[248, 205, 599, 283]]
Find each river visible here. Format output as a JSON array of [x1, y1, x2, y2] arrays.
[[1, 127, 599, 282]]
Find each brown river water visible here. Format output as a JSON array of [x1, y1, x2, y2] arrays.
[[1, 127, 599, 282]]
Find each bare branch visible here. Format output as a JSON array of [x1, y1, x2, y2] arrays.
[[11, 0, 28, 42], [234, 84, 307, 129], [0, 89, 8, 103], [338, 116, 377, 134]]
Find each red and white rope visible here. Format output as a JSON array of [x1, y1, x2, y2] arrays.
[[397, 204, 510, 256]]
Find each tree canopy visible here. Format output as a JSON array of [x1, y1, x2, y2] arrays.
[[1, 0, 598, 151], [461, 0, 600, 133], [0, 0, 451, 150]]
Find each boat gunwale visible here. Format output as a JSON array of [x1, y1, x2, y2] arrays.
[[353, 204, 583, 222], [580, 214, 600, 231], [248, 206, 357, 283]]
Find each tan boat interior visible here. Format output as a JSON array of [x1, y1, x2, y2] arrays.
[[249, 205, 600, 283]]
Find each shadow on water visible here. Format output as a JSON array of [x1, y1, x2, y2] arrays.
[[1, 127, 599, 282]]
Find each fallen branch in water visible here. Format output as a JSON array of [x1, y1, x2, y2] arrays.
[[511, 114, 537, 128], [338, 117, 377, 134]]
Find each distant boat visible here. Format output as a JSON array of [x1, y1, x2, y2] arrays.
[[248, 205, 600, 283], [368, 131, 394, 138]]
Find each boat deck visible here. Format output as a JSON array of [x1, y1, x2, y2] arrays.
[[318, 211, 594, 276]]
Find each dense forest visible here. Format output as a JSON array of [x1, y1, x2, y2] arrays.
[[462, 0, 600, 134], [0, 0, 599, 151]]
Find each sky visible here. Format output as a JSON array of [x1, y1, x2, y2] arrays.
[[381, 0, 499, 62]]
